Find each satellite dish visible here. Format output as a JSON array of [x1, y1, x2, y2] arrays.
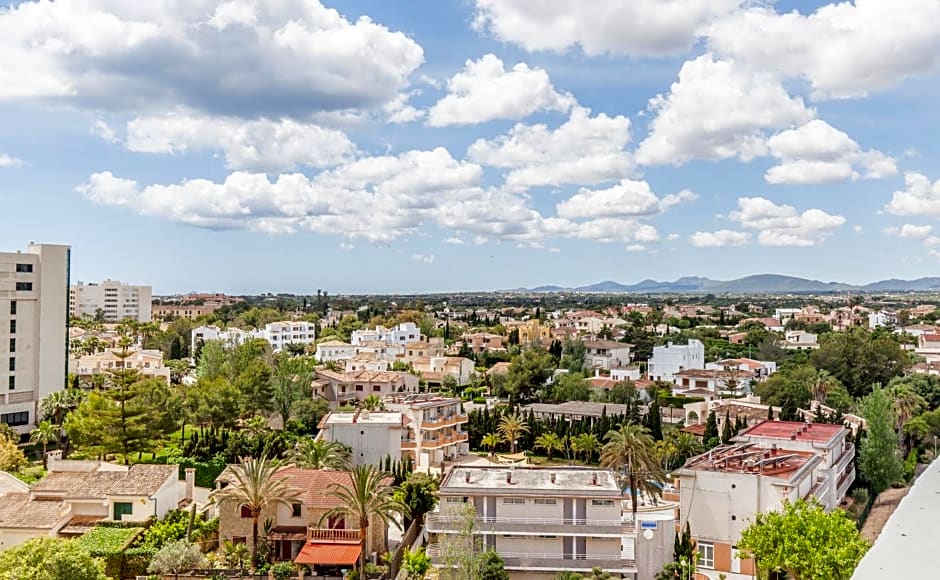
[[643, 529, 654, 540]]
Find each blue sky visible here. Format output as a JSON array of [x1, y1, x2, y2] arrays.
[[1, 0, 940, 294]]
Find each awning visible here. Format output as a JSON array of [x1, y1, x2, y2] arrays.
[[294, 541, 362, 566]]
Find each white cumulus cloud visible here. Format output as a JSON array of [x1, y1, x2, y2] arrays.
[[690, 230, 750, 248], [0, 154, 24, 168], [410, 253, 435, 264], [729, 197, 845, 247], [427, 54, 575, 127], [885, 224, 933, 239], [885, 173, 940, 217], [555, 179, 695, 220]]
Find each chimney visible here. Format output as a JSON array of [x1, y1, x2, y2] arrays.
[[465, 472, 471, 484], [790, 433, 797, 440], [506, 472, 512, 485], [592, 474, 598, 486], [771, 444, 777, 456], [185, 468, 196, 500], [550, 473, 556, 484]]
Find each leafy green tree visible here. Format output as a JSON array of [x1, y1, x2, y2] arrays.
[[0, 537, 106, 580], [738, 499, 869, 580], [196, 340, 228, 380], [320, 465, 400, 578], [215, 455, 301, 564], [534, 432, 564, 461], [184, 377, 243, 430], [234, 359, 274, 417], [811, 330, 908, 398], [548, 372, 591, 402], [559, 339, 587, 373], [601, 423, 664, 520], [703, 410, 719, 444], [0, 438, 27, 471], [479, 550, 510, 580], [289, 439, 351, 470], [288, 397, 331, 434], [271, 354, 315, 427], [395, 472, 439, 529], [402, 547, 432, 580], [859, 386, 904, 494], [497, 412, 529, 454], [505, 347, 555, 402], [148, 540, 207, 576]]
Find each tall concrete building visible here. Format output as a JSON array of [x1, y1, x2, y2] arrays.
[[0, 244, 70, 434], [69, 279, 152, 323]]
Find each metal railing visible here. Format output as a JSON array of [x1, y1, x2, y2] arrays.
[[307, 527, 361, 541], [426, 514, 634, 535], [427, 544, 636, 570]]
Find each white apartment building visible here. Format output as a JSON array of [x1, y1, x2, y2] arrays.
[[192, 321, 315, 353], [410, 356, 475, 386], [583, 340, 634, 371], [0, 244, 70, 435], [677, 420, 854, 580], [427, 467, 674, 580], [315, 340, 356, 362], [311, 369, 419, 406], [385, 394, 469, 468], [671, 368, 756, 397], [782, 330, 819, 350], [316, 410, 403, 467], [69, 348, 171, 384], [69, 280, 152, 323], [350, 322, 423, 346], [648, 339, 704, 382]]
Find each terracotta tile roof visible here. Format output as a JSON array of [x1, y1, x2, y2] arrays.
[[31, 464, 177, 499], [739, 420, 844, 444], [217, 467, 393, 510], [680, 423, 707, 437], [0, 493, 70, 529]]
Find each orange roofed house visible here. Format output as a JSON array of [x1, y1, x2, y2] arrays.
[[675, 420, 854, 580], [214, 467, 392, 574]]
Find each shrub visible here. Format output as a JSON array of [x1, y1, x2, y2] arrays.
[[472, 397, 486, 404], [271, 561, 295, 580]]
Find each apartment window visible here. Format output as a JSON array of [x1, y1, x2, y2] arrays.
[[501, 534, 524, 538], [291, 503, 302, 517], [15, 264, 32, 273], [9, 301, 15, 315], [8, 358, 13, 372], [502, 498, 525, 505], [240, 506, 252, 518], [8, 376, 13, 390], [8, 320, 14, 334], [538, 535, 557, 539], [231, 536, 247, 545], [445, 497, 465, 504], [591, 500, 615, 507], [15, 282, 32, 291], [8, 339, 13, 353], [355, 385, 363, 392], [1, 411, 28, 426], [697, 542, 715, 569], [373, 385, 381, 392], [534, 498, 557, 505], [113, 502, 133, 521]]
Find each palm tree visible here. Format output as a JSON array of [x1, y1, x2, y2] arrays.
[[214, 455, 301, 565], [481, 433, 501, 458], [362, 394, 383, 411], [39, 389, 83, 425], [497, 412, 529, 454], [319, 465, 400, 578], [290, 439, 351, 470], [812, 370, 839, 405], [667, 431, 705, 467], [534, 432, 564, 461], [889, 384, 927, 433], [600, 423, 665, 520], [571, 433, 600, 464], [30, 420, 59, 466]]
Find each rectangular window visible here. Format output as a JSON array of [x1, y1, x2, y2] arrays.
[[534, 498, 557, 505], [8, 339, 13, 353], [591, 500, 615, 507], [15, 282, 32, 291], [697, 542, 715, 569], [113, 502, 133, 521], [445, 497, 464, 504], [8, 376, 13, 390], [240, 505, 252, 518], [15, 264, 32, 273], [538, 535, 557, 539], [8, 358, 14, 372], [355, 385, 363, 392], [1, 411, 27, 425], [9, 301, 15, 315], [9, 321, 15, 334], [373, 385, 381, 392], [291, 503, 302, 517], [502, 498, 525, 505]]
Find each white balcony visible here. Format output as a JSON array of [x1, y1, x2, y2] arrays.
[[426, 514, 634, 536]]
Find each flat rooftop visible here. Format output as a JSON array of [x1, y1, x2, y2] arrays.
[[738, 420, 844, 444], [681, 442, 816, 480], [323, 411, 402, 425], [441, 466, 622, 496], [523, 401, 629, 418], [385, 394, 461, 408], [852, 457, 940, 579]]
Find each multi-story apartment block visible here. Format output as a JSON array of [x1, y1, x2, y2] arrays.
[[69, 280, 151, 323], [0, 244, 70, 435], [316, 410, 403, 467], [151, 303, 218, 321], [676, 420, 854, 580], [458, 332, 506, 354], [583, 340, 633, 371], [350, 322, 423, 346], [312, 369, 419, 406], [648, 339, 704, 382], [69, 348, 171, 384], [410, 356, 475, 386], [192, 321, 315, 353], [427, 467, 673, 580], [385, 394, 469, 468], [315, 340, 356, 362]]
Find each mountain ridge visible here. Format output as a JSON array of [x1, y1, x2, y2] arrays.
[[509, 274, 940, 294]]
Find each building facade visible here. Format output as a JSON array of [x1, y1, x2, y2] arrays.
[[192, 321, 315, 353], [316, 410, 403, 467], [583, 340, 633, 371], [385, 394, 469, 468], [312, 370, 419, 406], [0, 244, 70, 435], [69, 280, 152, 323], [648, 340, 704, 382], [69, 348, 171, 384]]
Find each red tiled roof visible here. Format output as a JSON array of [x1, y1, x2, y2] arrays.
[[217, 467, 392, 510], [681, 423, 707, 437], [739, 420, 843, 444], [295, 541, 361, 565]]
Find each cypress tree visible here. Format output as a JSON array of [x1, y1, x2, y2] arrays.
[[703, 410, 719, 443], [647, 400, 663, 441], [721, 410, 733, 443]]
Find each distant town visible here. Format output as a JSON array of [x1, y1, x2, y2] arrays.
[[0, 241, 935, 579]]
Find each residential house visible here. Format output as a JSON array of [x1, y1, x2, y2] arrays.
[[458, 332, 506, 354], [192, 321, 315, 353], [677, 421, 854, 580], [782, 330, 819, 350], [350, 322, 423, 347], [344, 354, 389, 372], [773, 308, 801, 321], [315, 340, 356, 362], [354, 341, 405, 362], [400, 340, 446, 363], [316, 410, 403, 467], [671, 368, 755, 397], [648, 340, 704, 382], [411, 356, 475, 387], [215, 467, 390, 572], [583, 340, 633, 371], [312, 369, 419, 406], [69, 348, 171, 384], [868, 310, 898, 329], [706, 358, 776, 379], [895, 324, 939, 339], [915, 333, 940, 362], [427, 467, 674, 580], [385, 394, 469, 468], [576, 316, 626, 336], [505, 319, 551, 346], [737, 317, 784, 333]]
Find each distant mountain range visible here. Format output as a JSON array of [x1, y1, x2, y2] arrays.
[[511, 274, 940, 294]]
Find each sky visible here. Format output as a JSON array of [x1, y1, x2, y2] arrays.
[[1, 0, 940, 294]]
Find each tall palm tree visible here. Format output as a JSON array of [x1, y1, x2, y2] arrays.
[[534, 432, 564, 461], [290, 439, 351, 470], [667, 431, 705, 467], [214, 455, 301, 565], [481, 433, 500, 458], [30, 420, 59, 466], [600, 423, 665, 520], [497, 412, 529, 454], [571, 433, 600, 464], [812, 370, 839, 405], [319, 465, 400, 578], [362, 394, 383, 411], [39, 389, 83, 425], [889, 384, 927, 433]]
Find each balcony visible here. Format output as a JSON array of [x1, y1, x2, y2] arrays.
[[836, 467, 855, 500], [426, 515, 632, 536], [427, 544, 635, 572], [423, 414, 470, 430], [401, 440, 417, 450], [306, 527, 361, 542]]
